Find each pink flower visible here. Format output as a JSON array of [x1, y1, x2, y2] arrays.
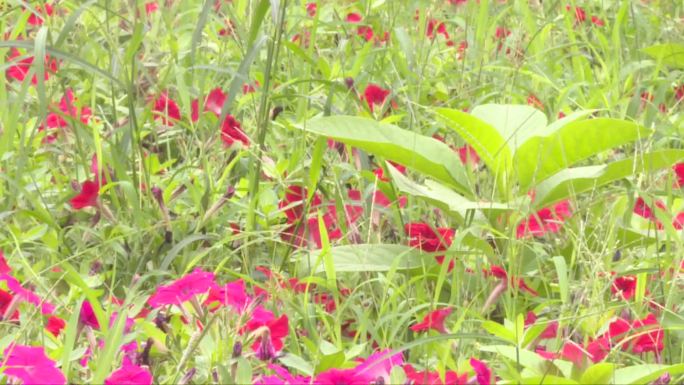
[[516, 200, 572, 238], [457, 145, 480, 166], [221, 115, 249, 147], [357, 25, 374, 41], [591, 15, 605, 26], [426, 19, 450, 40], [0, 289, 19, 320], [346, 12, 362, 23], [191, 88, 227, 121], [527, 94, 544, 110], [524, 312, 558, 339], [204, 279, 250, 313], [46, 316, 66, 337], [2, 345, 66, 385], [484, 266, 538, 296], [244, 306, 289, 360], [470, 358, 492, 385], [105, 363, 153, 385], [70, 180, 100, 209], [355, 349, 403, 383], [405, 223, 455, 270], [0, 273, 56, 314], [611, 275, 637, 300], [80, 300, 101, 329], [410, 307, 452, 334], [0, 250, 11, 274], [673, 163, 684, 187], [27, 3, 54, 26], [363, 83, 391, 112], [306, 2, 316, 17], [566, 5, 587, 23], [6, 48, 57, 85], [403, 364, 468, 385], [147, 269, 217, 308], [145, 2, 159, 15], [152, 92, 181, 125]]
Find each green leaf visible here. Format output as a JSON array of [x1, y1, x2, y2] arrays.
[[470, 104, 548, 151], [479, 345, 552, 375], [514, 118, 652, 189], [482, 321, 516, 344], [279, 353, 315, 375], [580, 363, 615, 384], [387, 164, 509, 223], [513, 376, 579, 385], [298, 244, 430, 273], [552, 256, 569, 304], [303, 116, 471, 195], [236, 358, 253, 385], [642, 43, 684, 68], [435, 108, 513, 187], [315, 350, 346, 374], [613, 363, 684, 385], [533, 150, 684, 208]]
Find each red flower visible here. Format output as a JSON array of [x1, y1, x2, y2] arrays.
[[363, 84, 391, 112], [673, 163, 684, 187], [357, 25, 374, 42], [527, 94, 544, 110], [279, 186, 320, 223], [79, 300, 100, 329], [221, 115, 249, 147], [191, 88, 227, 121], [516, 200, 572, 238], [305, 2, 316, 17], [105, 363, 153, 385], [524, 312, 558, 339], [27, 3, 54, 26], [2, 345, 66, 385], [346, 12, 362, 23], [244, 306, 289, 359], [457, 145, 480, 166], [204, 279, 250, 313], [373, 161, 406, 182], [410, 307, 452, 334], [403, 365, 468, 385], [46, 316, 66, 337], [0, 273, 55, 314], [566, 6, 587, 23], [484, 266, 538, 296], [147, 269, 217, 308], [405, 223, 454, 253], [631, 313, 664, 354], [427, 19, 450, 40], [373, 190, 407, 208], [42, 89, 92, 139], [457, 40, 468, 60], [152, 92, 181, 125], [591, 16, 605, 26], [70, 180, 100, 209], [611, 275, 637, 300], [145, 2, 159, 15], [470, 358, 492, 385], [675, 85, 684, 102], [5, 48, 57, 85], [242, 81, 259, 94], [0, 289, 19, 320]]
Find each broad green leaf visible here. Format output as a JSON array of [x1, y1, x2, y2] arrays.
[[299, 244, 431, 273], [642, 43, 684, 68], [315, 350, 346, 374], [387, 164, 509, 223], [533, 150, 684, 208], [279, 353, 314, 376], [480, 345, 551, 375], [509, 376, 579, 385], [236, 358, 253, 385], [471, 104, 548, 151], [303, 116, 471, 195], [613, 363, 684, 385], [482, 321, 516, 344], [435, 108, 512, 186], [514, 118, 652, 189], [580, 363, 615, 384]]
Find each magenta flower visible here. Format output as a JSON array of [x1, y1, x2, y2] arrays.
[[470, 358, 492, 385], [410, 307, 452, 334], [2, 345, 66, 385], [79, 300, 101, 329], [0, 273, 55, 314], [104, 363, 153, 385], [148, 269, 217, 308], [203, 279, 250, 313], [244, 306, 289, 359]]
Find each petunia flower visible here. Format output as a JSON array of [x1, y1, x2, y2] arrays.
[[363, 83, 391, 112], [46, 316, 66, 337], [470, 358, 492, 385], [527, 94, 544, 110], [0, 273, 56, 314], [203, 279, 250, 313], [27, 3, 54, 26], [79, 300, 101, 329], [484, 265, 538, 296], [405, 222, 455, 270], [403, 364, 468, 385], [611, 275, 637, 300], [524, 312, 558, 339], [145, 2, 158, 15], [70, 180, 100, 209], [346, 12, 362, 23], [244, 306, 289, 360], [457, 145, 480, 166], [673, 163, 684, 187], [147, 269, 217, 308], [591, 15, 605, 26], [426, 19, 450, 40], [566, 5, 587, 23], [410, 307, 452, 334], [221, 115, 249, 147], [0, 289, 19, 320], [305, 2, 316, 17], [191, 88, 227, 122], [354, 349, 403, 384], [5, 48, 58, 85], [152, 92, 181, 125], [105, 362, 153, 385], [2, 345, 66, 385], [516, 200, 572, 238], [0, 250, 11, 274]]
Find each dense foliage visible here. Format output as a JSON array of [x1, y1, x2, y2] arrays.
[[1, 1, 683, 384]]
